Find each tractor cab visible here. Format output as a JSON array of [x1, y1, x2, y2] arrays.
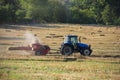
[[64, 35, 79, 45], [61, 35, 92, 56]]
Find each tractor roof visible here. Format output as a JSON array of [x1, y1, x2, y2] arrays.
[[66, 35, 78, 37]]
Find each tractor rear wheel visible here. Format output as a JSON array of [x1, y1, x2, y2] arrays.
[[61, 45, 73, 56], [81, 48, 91, 56]]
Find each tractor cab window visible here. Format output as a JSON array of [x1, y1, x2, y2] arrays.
[[64, 36, 69, 43], [70, 36, 78, 44], [64, 36, 78, 44]]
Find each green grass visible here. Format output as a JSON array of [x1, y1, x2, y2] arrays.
[[0, 57, 120, 80]]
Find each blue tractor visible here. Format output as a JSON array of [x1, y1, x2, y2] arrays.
[[60, 35, 92, 56]]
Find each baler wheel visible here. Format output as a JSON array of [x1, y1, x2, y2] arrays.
[[35, 51, 41, 55]]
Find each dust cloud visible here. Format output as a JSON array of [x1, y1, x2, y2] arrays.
[[24, 31, 41, 45]]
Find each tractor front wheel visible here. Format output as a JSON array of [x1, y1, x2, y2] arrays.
[[61, 45, 73, 56], [81, 48, 91, 56]]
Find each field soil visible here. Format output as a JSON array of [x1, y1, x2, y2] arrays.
[[0, 24, 120, 80]]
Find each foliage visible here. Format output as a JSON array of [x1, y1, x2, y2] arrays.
[[0, 0, 120, 25]]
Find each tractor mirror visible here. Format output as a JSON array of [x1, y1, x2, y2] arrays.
[[79, 36, 81, 42]]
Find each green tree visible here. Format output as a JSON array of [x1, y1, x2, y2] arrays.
[[0, 0, 120, 25], [69, 0, 96, 24], [48, 0, 67, 22], [103, 0, 120, 25], [0, 0, 21, 23], [102, 5, 115, 25]]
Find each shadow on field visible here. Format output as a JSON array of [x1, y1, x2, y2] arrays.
[[0, 24, 24, 30], [0, 36, 24, 40], [0, 43, 14, 45], [109, 62, 120, 64], [0, 24, 62, 29], [91, 55, 120, 58], [0, 58, 77, 62], [1, 53, 120, 63], [25, 24, 62, 28]]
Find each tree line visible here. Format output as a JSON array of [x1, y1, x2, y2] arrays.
[[0, 0, 120, 25]]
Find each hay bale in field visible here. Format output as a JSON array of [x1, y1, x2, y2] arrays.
[[52, 35, 63, 38], [64, 57, 77, 62], [80, 27, 82, 29], [82, 37, 87, 40], [98, 30, 102, 33], [69, 30, 74, 32], [52, 42, 57, 44], [91, 32, 95, 35], [6, 30, 12, 32], [100, 34, 105, 36], [49, 34, 56, 36], [46, 36, 52, 38]]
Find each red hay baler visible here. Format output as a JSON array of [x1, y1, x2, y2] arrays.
[[8, 43, 50, 55]]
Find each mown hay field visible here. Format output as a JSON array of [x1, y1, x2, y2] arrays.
[[0, 24, 120, 80]]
